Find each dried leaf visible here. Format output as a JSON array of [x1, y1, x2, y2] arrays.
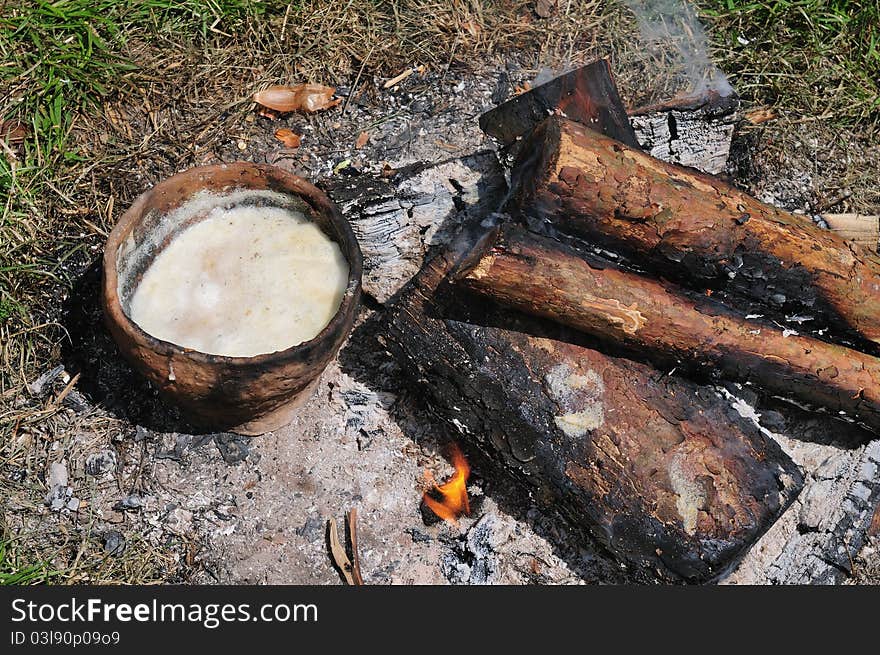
[[274, 128, 302, 148], [535, 0, 558, 18], [0, 120, 27, 144], [745, 107, 777, 125], [462, 20, 481, 37], [355, 131, 369, 149], [253, 84, 340, 113]]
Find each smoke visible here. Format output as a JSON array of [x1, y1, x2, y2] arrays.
[[621, 0, 733, 98]]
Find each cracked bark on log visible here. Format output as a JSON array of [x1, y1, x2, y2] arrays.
[[456, 225, 880, 434], [512, 117, 880, 348], [381, 222, 802, 582]]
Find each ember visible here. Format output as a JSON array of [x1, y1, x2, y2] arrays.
[[423, 444, 470, 523]]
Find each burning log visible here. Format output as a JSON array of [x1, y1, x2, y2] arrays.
[[478, 60, 639, 148], [455, 224, 880, 434], [382, 222, 802, 582], [512, 116, 880, 348]]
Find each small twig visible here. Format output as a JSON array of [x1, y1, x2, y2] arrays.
[[347, 508, 364, 585], [50, 372, 80, 409], [383, 67, 414, 90], [280, 2, 293, 41], [343, 46, 374, 115], [814, 189, 852, 213]]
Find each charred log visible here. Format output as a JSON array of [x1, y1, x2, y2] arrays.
[[382, 222, 802, 582], [628, 90, 739, 175], [478, 60, 639, 148], [324, 152, 507, 303], [456, 224, 880, 435], [512, 117, 880, 349]]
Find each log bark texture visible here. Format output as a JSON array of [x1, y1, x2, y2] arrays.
[[456, 225, 880, 434], [478, 60, 639, 147], [512, 117, 880, 347], [382, 223, 802, 582]]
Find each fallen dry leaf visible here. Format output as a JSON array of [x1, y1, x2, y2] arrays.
[[0, 120, 27, 144], [535, 0, 558, 18], [355, 131, 369, 149], [254, 84, 341, 113], [274, 128, 302, 148], [745, 107, 777, 125], [462, 19, 481, 36]]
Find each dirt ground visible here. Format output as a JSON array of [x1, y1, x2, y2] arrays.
[[3, 6, 880, 585]]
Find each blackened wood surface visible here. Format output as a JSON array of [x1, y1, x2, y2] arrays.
[[457, 225, 880, 435], [629, 91, 739, 175], [383, 224, 802, 582], [478, 60, 639, 147], [513, 117, 880, 348], [325, 152, 507, 303]]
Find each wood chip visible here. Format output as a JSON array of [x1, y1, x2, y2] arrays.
[[744, 107, 777, 125], [254, 84, 340, 113], [328, 510, 364, 585], [823, 213, 880, 251], [383, 68, 414, 89], [347, 508, 364, 585], [355, 131, 369, 149], [328, 517, 355, 585]]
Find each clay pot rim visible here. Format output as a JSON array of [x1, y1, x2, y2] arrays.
[[102, 162, 363, 367]]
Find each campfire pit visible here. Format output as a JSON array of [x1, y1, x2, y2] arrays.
[[324, 59, 880, 583]]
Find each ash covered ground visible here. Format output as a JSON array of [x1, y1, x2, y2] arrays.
[[4, 59, 879, 585]]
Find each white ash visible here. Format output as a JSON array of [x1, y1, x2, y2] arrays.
[[44, 461, 77, 513]]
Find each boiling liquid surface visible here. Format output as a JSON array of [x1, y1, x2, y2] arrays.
[[129, 205, 349, 357]]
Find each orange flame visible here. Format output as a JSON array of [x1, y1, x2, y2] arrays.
[[422, 444, 470, 523]]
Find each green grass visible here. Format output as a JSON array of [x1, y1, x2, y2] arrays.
[[0, 538, 60, 585], [699, 0, 880, 130], [0, 1, 273, 394], [1, 0, 270, 165]]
